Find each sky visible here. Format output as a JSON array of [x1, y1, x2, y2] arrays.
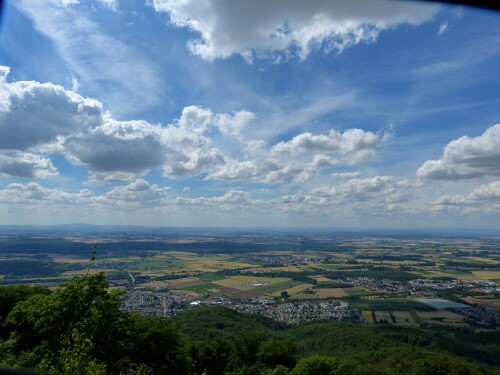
[[0, 0, 499, 228]]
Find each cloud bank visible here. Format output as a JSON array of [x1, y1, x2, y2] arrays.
[[0, 67, 388, 184]]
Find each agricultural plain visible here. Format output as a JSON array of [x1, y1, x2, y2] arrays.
[[0, 227, 498, 329]]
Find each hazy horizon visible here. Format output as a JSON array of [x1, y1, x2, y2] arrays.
[[1, 223, 499, 235]]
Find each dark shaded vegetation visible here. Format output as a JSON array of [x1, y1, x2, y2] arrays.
[[0, 274, 190, 375], [443, 261, 500, 269], [315, 281, 351, 288], [0, 260, 80, 278], [347, 298, 435, 312], [0, 237, 326, 256], [0, 274, 497, 374], [173, 307, 498, 374]]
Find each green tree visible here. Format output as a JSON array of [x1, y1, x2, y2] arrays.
[[129, 314, 192, 375], [0, 285, 49, 324], [188, 338, 232, 375], [37, 328, 106, 375], [228, 332, 262, 369], [263, 365, 291, 375], [412, 354, 477, 375], [5, 273, 129, 371], [291, 355, 338, 375], [3, 273, 191, 374], [257, 339, 296, 369]]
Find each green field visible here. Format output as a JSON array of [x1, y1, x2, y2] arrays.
[[126, 257, 184, 271], [256, 280, 302, 293]]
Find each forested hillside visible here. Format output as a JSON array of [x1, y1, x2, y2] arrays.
[[0, 274, 497, 375]]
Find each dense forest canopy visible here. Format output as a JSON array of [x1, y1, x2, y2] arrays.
[[0, 273, 497, 374]]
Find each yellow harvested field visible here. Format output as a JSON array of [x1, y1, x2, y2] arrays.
[[152, 251, 255, 272], [213, 275, 290, 289], [182, 290, 202, 297], [392, 311, 416, 324], [231, 275, 289, 283], [271, 283, 311, 297], [472, 271, 500, 280], [313, 275, 334, 282], [185, 261, 254, 272], [140, 280, 170, 287], [139, 271, 170, 276], [363, 260, 419, 265], [315, 288, 348, 298], [466, 257, 499, 264], [417, 311, 464, 322], [264, 266, 303, 272], [101, 257, 138, 262], [212, 279, 260, 291], [455, 273, 481, 281], [213, 278, 245, 287], [362, 311, 374, 323], [463, 297, 500, 311], [162, 253, 196, 260], [52, 257, 87, 263], [374, 311, 393, 323], [168, 277, 198, 285]]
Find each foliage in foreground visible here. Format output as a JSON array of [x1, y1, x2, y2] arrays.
[[0, 274, 496, 375]]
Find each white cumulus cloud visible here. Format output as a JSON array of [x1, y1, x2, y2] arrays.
[[207, 159, 315, 184], [271, 128, 386, 164], [0, 71, 235, 182], [331, 171, 360, 179], [417, 124, 500, 180], [0, 151, 57, 178], [312, 176, 410, 202], [95, 179, 169, 206], [434, 180, 500, 213], [0, 67, 103, 151], [0, 182, 92, 205], [149, 0, 436, 61], [176, 190, 264, 210], [207, 128, 389, 184]]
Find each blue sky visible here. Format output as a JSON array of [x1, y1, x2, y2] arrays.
[[0, 0, 499, 228]]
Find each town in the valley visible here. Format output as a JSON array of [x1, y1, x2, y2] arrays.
[[1, 228, 498, 329]]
